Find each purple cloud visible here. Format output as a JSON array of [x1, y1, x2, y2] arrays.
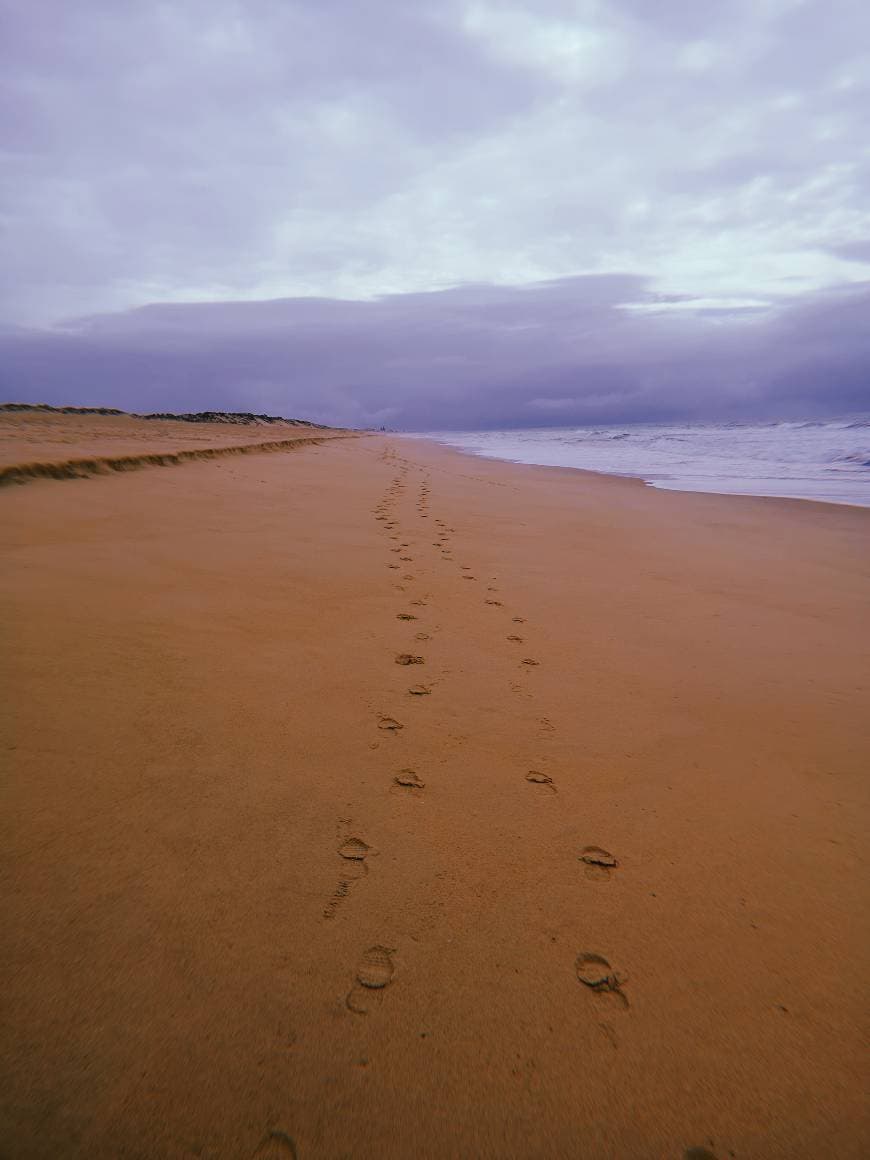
[[3, 277, 868, 427]]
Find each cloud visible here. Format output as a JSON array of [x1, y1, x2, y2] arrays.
[[2, 0, 870, 333], [827, 240, 870, 264], [1, 1, 868, 426], [2, 277, 868, 427]]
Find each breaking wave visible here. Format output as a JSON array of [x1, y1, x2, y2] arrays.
[[417, 417, 870, 507]]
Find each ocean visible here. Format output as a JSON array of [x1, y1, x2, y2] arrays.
[[416, 418, 870, 508]]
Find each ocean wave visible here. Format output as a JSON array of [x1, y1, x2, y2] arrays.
[[830, 451, 870, 467], [424, 418, 870, 506]]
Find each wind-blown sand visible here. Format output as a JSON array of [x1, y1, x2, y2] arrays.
[[1, 428, 868, 1159]]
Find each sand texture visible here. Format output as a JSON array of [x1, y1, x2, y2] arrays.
[[1, 433, 868, 1159], [0, 409, 347, 484]]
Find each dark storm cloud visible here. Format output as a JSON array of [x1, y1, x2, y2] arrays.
[[3, 277, 867, 427]]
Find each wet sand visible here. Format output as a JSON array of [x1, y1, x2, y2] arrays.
[[2, 430, 868, 1159]]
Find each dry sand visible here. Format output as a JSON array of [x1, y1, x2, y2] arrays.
[[1, 423, 868, 1159], [0, 409, 330, 466], [0, 409, 342, 485]]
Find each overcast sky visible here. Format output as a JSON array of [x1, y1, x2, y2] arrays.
[[2, 0, 869, 427]]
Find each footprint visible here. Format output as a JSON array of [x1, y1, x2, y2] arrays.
[[512, 617, 526, 624], [323, 878, 353, 918], [522, 658, 540, 667], [408, 684, 431, 696], [252, 1130, 298, 1158], [346, 945, 396, 1015], [388, 564, 400, 569], [324, 837, 372, 917], [485, 599, 503, 606], [414, 632, 430, 641], [400, 556, 413, 562], [393, 769, 425, 790], [575, 952, 628, 1007], [684, 1151, 719, 1160], [410, 599, 427, 607], [356, 945, 394, 987], [526, 771, 556, 793], [378, 716, 403, 731], [396, 653, 425, 665], [339, 837, 371, 861], [507, 635, 524, 643], [580, 847, 619, 881], [403, 574, 415, 580], [461, 575, 476, 581], [396, 613, 417, 621]]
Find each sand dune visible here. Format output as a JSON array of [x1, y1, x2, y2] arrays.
[[1, 432, 868, 1159], [0, 408, 350, 483]]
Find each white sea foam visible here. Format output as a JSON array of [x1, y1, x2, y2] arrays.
[[414, 418, 870, 507]]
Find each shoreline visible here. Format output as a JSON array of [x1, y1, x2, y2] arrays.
[[410, 433, 870, 521], [2, 430, 868, 1159], [408, 426, 870, 511]]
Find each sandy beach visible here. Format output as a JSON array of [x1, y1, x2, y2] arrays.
[[2, 421, 868, 1159], [0, 408, 342, 484]]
